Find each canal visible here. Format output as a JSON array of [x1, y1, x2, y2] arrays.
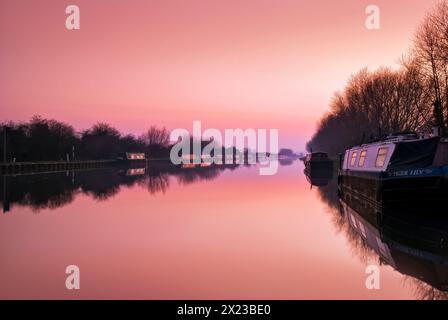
[[0, 161, 444, 299]]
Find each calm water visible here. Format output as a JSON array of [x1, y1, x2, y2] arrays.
[[0, 161, 445, 299]]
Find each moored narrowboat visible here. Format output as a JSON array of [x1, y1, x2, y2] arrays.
[[304, 152, 334, 172], [116, 152, 146, 167], [339, 133, 448, 202]]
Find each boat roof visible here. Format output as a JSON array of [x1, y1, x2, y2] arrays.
[[347, 135, 437, 151]]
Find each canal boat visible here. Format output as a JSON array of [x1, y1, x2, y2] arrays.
[[303, 152, 333, 172], [339, 133, 448, 202], [116, 152, 146, 167]]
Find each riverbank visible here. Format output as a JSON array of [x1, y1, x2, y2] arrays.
[[0, 160, 118, 175]]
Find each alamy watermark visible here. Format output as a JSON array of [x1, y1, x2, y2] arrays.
[[65, 265, 80, 290], [365, 5, 380, 30], [365, 264, 380, 290], [65, 5, 80, 30], [169, 121, 279, 175], [64, 4, 380, 32]]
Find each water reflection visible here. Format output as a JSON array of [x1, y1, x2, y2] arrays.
[[3, 159, 446, 299], [313, 169, 448, 300], [304, 166, 334, 187], [0, 163, 240, 213]]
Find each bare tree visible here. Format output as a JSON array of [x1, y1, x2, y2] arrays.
[[413, 0, 448, 131], [307, 67, 431, 155], [140, 126, 169, 147]]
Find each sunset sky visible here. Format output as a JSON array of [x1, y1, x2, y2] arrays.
[[0, 0, 437, 149]]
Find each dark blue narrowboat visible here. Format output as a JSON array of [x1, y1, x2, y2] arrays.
[[339, 133, 448, 202]]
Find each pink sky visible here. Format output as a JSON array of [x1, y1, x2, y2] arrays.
[[0, 0, 437, 149]]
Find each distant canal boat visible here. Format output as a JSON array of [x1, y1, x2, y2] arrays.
[[116, 152, 146, 166], [303, 152, 333, 171], [339, 133, 448, 202]]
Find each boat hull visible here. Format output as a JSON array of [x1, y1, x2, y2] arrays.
[[338, 166, 448, 203], [305, 160, 333, 172]]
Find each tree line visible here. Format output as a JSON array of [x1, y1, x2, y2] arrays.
[[307, 1, 448, 156], [0, 115, 171, 162]]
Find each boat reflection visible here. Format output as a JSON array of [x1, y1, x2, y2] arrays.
[[302, 152, 334, 188], [0, 163, 240, 213], [1, 158, 296, 214], [304, 166, 334, 187], [339, 187, 448, 296]]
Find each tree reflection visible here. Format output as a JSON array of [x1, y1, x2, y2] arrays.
[[146, 173, 170, 195], [0, 163, 241, 213], [407, 279, 448, 300]]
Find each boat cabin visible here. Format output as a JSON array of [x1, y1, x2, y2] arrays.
[[342, 136, 440, 173]]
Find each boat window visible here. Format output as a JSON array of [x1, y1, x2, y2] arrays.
[[358, 150, 367, 167], [375, 147, 389, 168], [350, 151, 358, 167]]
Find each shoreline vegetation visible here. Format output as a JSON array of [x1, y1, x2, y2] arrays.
[[0, 116, 172, 163], [307, 1, 448, 157], [0, 116, 298, 166]]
